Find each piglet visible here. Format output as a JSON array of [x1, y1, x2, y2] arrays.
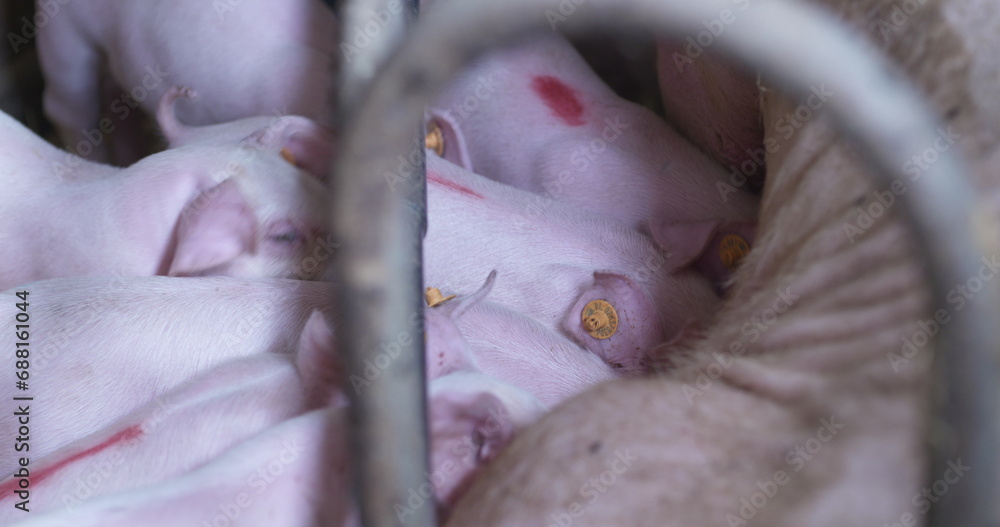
[[423, 154, 719, 376], [0, 107, 334, 291], [9, 370, 544, 527], [5, 279, 545, 525], [0, 275, 333, 475], [0, 311, 341, 523], [455, 300, 620, 405], [426, 271, 618, 400], [36, 0, 338, 164], [428, 33, 759, 288]]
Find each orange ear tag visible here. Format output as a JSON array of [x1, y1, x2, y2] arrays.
[[425, 287, 456, 307], [280, 147, 297, 167], [581, 299, 618, 340], [426, 122, 445, 157], [719, 234, 750, 271]]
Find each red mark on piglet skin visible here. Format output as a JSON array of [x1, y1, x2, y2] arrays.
[[531, 75, 585, 126], [0, 425, 144, 498], [427, 172, 484, 200]]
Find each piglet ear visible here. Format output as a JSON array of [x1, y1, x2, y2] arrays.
[[295, 310, 345, 407], [245, 116, 336, 182], [651, 219, 722, 273], [650, 218, 756, 290], [427, 109, 472, 170], [424, 271, 497, 379], [561, 272, 665, 376], [435, 270, 496, 321], [168, 178, 257, 277]]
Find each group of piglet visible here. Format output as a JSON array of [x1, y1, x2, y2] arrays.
[[0, 1, 759, 525]]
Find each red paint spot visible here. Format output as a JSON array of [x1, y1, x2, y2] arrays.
[[427, 172, 484, 200], [0, 425, 143, 497], [531, 76, 585, 126]]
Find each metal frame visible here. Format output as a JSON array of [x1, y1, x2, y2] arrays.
[[334, 1, 428, 527], [331, 0, 999, 525]]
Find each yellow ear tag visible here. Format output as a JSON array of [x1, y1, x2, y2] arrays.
[[581, 299, 618, 340], [426, 122, 445, 157], [719, 234, 750, 271], [280, 147, 297, 166], [425, 287, 456, 308]]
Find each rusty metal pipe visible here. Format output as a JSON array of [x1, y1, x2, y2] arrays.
[[334, 0, 997, 525]]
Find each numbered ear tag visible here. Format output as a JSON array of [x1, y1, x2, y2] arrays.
[[719, 234, 750, 271], [425, 287, 455, 307], [426, 122, 445, 157], [581, 299, 619, 340]]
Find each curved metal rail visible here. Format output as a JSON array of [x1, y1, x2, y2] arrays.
[[331, 0, 999, 525], [333, 1, 427, 527]]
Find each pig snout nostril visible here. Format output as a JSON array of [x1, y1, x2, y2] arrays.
[[581, 300, 618, 340]]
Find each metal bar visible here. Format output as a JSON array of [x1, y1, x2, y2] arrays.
[[338, 0, 418, 120], [334, 0, 998, 525], [332, 1, 429, 527]]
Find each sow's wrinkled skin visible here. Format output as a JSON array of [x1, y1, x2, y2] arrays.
[[445, 1, 1000, 525], [428, 33, 759, 287], [7, 276, 545, 526], [36, 0, 338, 163], [0, 276, 332, 476], [0, 107, 335, 291], [423, 154, 720, 375]]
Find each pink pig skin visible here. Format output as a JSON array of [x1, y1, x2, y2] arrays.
[[36, 0, 338, 163], [5, 287, 544, 526], [0, 311, 342, 523], [428, 33, 759, 236], [562, 273, 666, 375], [11, 369, 543, 527], [425, 271, 498, 381], [156, 85, 337, 180], [6, 409, 359, 527], [0, 276, 333, 476], [653, 219, 758, 294], [456, 300, 620, 407], [0, 109, 334, 291], [423, 154, 720, 372], [655, 38, 765, 183], [427, 272, 616, 409]]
